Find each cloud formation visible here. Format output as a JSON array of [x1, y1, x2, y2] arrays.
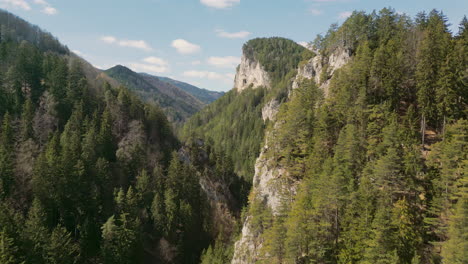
[[128, 56, 170, 74], [42, 6, 57, 15], [216, 29, 251, 39], [100, 36, 117, 44], [0, 0, 31, 10], [200, 0, 240, 9], [100, 36, 153, 51], [143, 56, 168, 66], [119, 39, 153, 51], [33, 0, 58, 15], [129, 63, 167, 74], [171, 39, 201, 54], [207, 56, 240, 68]]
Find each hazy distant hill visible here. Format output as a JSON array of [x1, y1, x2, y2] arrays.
[[105, 65, 205, 123], [155, 75, 224, 104]]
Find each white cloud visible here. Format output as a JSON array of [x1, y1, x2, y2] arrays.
[[33, 0, 47, 4], [143, 56, 168, 66], [126, 56, 170, 74], [308, 8, 323, 16], [1, 0, 58, 14], [101, 36, 117, 44], [338, 11, 352, 19], [200, 0, 240, 9], [171, 39, 201, 55], [191, 60, 202, 65], [100, 36, 153, 51], [216, 29, 251, 39], [207, 56, 240, 68], [42, 6, 57, 15], [0, 0, 31, 10], [33, 0, 58, 15], [129, 63, 168, 74], [118, 39, 153, 51]]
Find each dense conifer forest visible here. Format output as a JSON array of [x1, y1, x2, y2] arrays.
[[0, 6, 467, 264], [196, 8, 467, 264], [0, 9, 243, 264]]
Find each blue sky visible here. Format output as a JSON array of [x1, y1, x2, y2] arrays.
[[0, 0, 466, 91]]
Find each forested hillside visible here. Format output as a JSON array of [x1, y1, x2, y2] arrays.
[[0, 9, 241, 264], [156, 76, 224, 105], [0, 5, 467, 264], [105, 65, 205, 123], [182, 38, 314, 181], [226, 9, 467, 264]]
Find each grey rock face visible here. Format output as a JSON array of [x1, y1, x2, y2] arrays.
[[234, 54, 271, 92], [232, 46, 351, 264], [293, 46, 351, 97], [261, 99, 280, 122]]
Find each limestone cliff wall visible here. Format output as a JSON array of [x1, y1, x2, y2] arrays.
[[293, 46, 351, 97], [234, 54, 271, 92], [232, 46, 351, 264]]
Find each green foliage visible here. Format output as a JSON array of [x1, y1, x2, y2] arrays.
[[1, 6, 467, 264], [0, 11, 223, 264], [252, 8, 467, 264], [273, 79, 322, 178], [182, 38, 310, 183], [101, 214, 141, 264], [0, 9, 68, 54], [157, 76, 224, 105], [0, 113, 14, 197], [243, 37, 313, 82], [0, 229, 22, 264], [200, 238, 234, 264], [182, 87, 267, 181], [441, 191, 468, 263], [105, 65, 204, 123], [46, 226, 79, 264]]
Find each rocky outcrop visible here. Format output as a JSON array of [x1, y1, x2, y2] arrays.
[[261, 99, 280, 122], [234, 54, 271, 92], [232, 129, 297, 264], [232, 129, 300, 263], [231, 216, 257, 264], [232, 45, 351, 264], [293, 46, 351, 97]]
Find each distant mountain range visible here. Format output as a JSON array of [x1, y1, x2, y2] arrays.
[[105, 65, 223, 123], [154, 75, 224, 104]]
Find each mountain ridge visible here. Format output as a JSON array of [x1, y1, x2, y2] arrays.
[[105, 64, 205, 123], [151, 75, 224, 104]]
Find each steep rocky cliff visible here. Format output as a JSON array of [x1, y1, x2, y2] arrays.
[[232, 46, 351, 264], [261, 99, 280, 122], [234, 54, 271, 92], [293, 46, 351, 96]]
